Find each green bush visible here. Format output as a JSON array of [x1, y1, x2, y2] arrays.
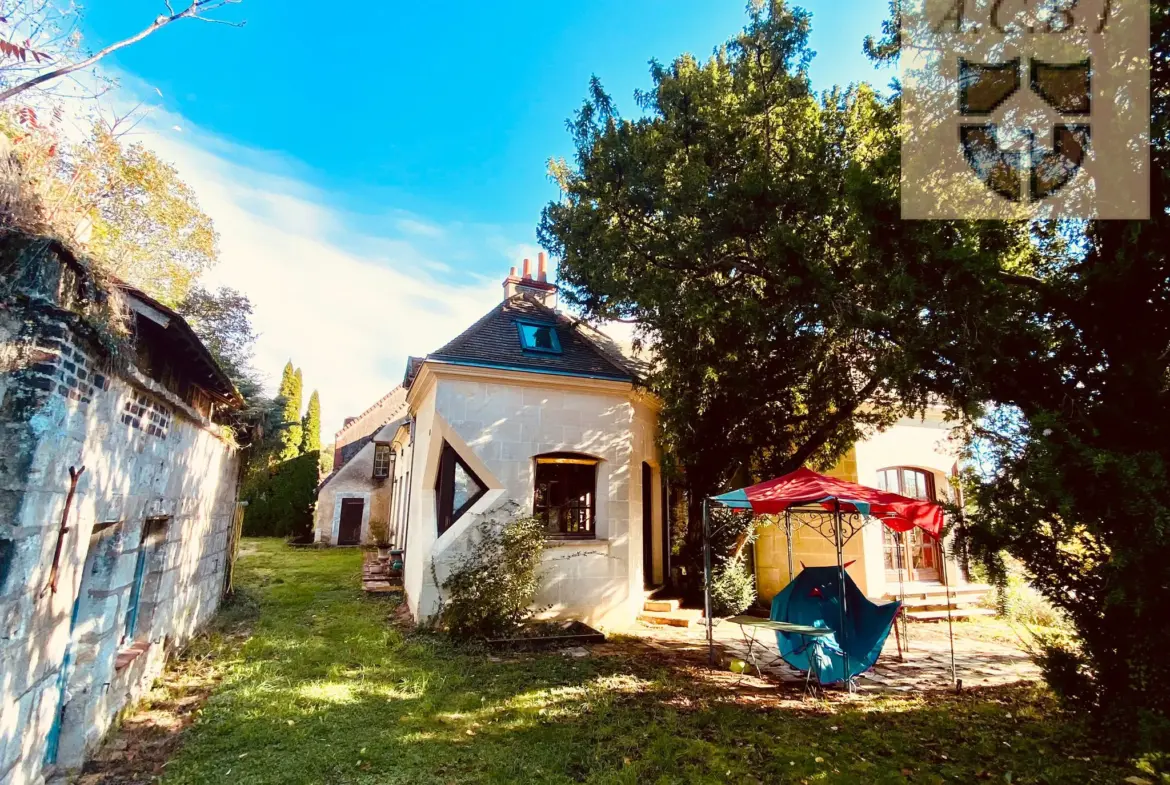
[[242, 451, 318, 540], [438, 511, 546, 640], [367, 518, 390, 547], [708, 555, 756, 617], [980, 557, 1069, 630]]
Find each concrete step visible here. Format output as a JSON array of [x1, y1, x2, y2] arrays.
[[887, 583, 991, 600], [896, 595, 988, 609], [643, 598, 681, 613], [638, 608, 704, 628], [905, 607, 996, 622]]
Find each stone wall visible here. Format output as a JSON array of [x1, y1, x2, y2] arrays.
[[0, 290, 240, 784]]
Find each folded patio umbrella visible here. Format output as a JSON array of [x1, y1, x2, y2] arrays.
[[769, 565, 901, 685]]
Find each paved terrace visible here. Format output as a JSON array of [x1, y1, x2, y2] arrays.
[[621, 615, 1043, 694]]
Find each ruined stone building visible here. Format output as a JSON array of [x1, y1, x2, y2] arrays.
[[0, 235, 244, 785]]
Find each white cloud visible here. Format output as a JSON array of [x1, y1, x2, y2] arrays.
[[120, 106, 512, 438], [69, 72, 647, 440]]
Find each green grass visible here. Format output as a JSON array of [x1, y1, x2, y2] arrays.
[[157, 539, 1149, 784]]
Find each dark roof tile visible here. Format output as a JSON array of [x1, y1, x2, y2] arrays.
[[428, 295, 634, 381]]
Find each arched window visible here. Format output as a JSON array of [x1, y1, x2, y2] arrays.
[[877, 467, 940, 581], [534, 453, 598, 539]]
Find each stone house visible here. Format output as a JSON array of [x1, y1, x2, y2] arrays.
[[313, 385, 408, 546], [316, 256, 667, 628], [0, 235, 243, 785], [317, 257, 983, 628]]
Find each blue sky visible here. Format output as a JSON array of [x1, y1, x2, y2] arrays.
[[80, 1, 893, 435]]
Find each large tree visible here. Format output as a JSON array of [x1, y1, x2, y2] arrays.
[[538, 0, 1024, 538], [178, 285, 261, 397], [2, 116, 219, 305], [277, 361, 304, 461], [861, 0, 1170, 732]]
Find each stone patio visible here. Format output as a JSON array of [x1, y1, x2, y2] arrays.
[[622, 615, 1042, 693]]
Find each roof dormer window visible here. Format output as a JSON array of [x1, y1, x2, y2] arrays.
[[516, 320, 562, 354]]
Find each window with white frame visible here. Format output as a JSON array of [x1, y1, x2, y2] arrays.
[[372, 442, 392, 479]]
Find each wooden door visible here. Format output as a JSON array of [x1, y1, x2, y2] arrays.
[[338, 498, 364, 545]]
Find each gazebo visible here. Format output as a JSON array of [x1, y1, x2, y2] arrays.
[[702, 468, 956, 688]]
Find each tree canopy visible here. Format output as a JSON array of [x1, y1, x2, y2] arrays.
[[1, 114, 219, 306], [178, 285, 262, 398], [277, 361, 304, 461], [543, 0, 1170, 735], [539, 0, 1026, 501]]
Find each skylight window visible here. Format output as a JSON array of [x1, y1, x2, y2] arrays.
[[516, 321, 562, 354]]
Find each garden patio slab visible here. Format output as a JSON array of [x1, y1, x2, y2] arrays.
[[622, 612, 1042, 694]]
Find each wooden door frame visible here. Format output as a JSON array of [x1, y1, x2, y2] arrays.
[[641, 462, 655, 588], [338, 497, 365, 545]]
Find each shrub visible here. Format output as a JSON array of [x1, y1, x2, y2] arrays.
[[367, 518, 390, 547], [438, 511, 546, 640], [708, 555, 756, 617], [241, 450, 318, 539], [979, 556, 1069, 630]]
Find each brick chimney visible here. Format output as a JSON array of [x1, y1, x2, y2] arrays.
[[503, 251, 557, 307]]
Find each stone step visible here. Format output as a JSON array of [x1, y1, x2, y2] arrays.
[[896, 594, 988, 609], [888, 582, 991, 597], [905, 607, 996, 621], [643, 598, 681, 613], [638, 608, 704, 628]]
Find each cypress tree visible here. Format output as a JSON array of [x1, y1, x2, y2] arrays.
[[301, 390, 321, 454], [277, 361, 303, 460]]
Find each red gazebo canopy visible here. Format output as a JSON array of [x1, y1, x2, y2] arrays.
[[710, 467, 944, 538]]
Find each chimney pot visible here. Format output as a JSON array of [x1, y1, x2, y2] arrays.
[[538, 252, 547, 282], [522, 258, 532, 279], [509, 266, 517, 278]]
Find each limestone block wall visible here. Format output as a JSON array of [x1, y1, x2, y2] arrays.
[[0, 307, 239, 785], [402, 370, 658, 629], [752, 448, 869, 601]]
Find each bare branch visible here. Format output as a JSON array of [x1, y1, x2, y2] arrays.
[[193, 16, 246, 27], [0, 0, 243, 103]]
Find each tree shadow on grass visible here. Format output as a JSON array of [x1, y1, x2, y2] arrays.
[[80, 543, 1147, 785], [154, 622, 1137, 785]]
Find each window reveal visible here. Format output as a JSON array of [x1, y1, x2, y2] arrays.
[[516, 321, 562, 354], [877, 467, 939, 577], [435, 443, 487, 536], [534, 455, 598, 538]]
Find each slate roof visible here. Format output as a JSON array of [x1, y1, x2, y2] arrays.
[[329, 386, 408, 476], [428, 295, 637, 382]]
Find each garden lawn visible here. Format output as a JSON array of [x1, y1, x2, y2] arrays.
[[148, 539, 1147, 784]]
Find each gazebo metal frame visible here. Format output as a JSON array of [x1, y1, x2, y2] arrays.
[[702, 494, 958, 691]]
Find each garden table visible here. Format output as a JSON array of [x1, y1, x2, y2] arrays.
[[724, 615, 835, 685]]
